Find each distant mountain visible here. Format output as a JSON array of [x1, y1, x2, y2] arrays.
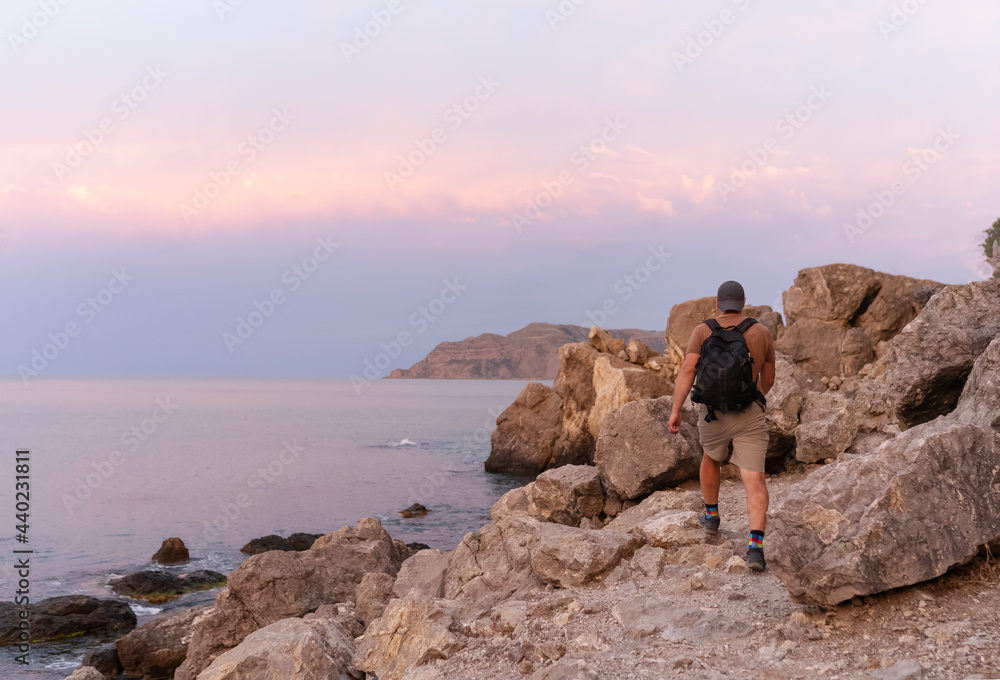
[[388, 322, 666, 380]]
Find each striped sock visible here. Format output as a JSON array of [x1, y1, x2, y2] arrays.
[[749, 530, 764, 550], [704, 503, 719, 519]]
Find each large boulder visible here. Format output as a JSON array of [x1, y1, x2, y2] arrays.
[[605, 488, 702, 533], [151, 537, 189, 565], [793, 392, 858, 464], [64, 669, 105, 680], [486, 382, 563, 475], [487, 337, 673, 476], [530, 524, 641, 588], [116, 604, 212, 680], [764, 354, 804, 460], [353, 592, 464, 680], [444, 516, 544, 605], [196, 616, 355, 680], [955, 336, 1000, 430], [355, 572, 395, 628], [0, 595, 136, 645], [770, 418, 1000, 606], [175, 518, 410, 680], [862, 278, 1000, 429], [393, 549, 450, 600], [490, 465, 604, 526], [595, 396, 702, 500], [81, 643, 122, 678], [778, 264, 942, 383]]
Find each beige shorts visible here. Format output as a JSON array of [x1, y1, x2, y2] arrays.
[[695, 402, 768, 473]]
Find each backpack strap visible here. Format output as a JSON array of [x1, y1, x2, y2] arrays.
[[735, 318, 757, 334], [704, 318, 722, 332]]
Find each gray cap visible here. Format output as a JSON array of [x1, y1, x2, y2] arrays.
[[717, 280, 746, 312]]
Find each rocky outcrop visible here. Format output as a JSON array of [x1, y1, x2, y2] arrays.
[[390, 322, 666, 380], [353, 592, 465, 680], [770, 417, 1000, 606], [487, 330, 674, 475], [116, 604, 212, 679], [151, 537, 189, 565], [777, 264, 942, 384], [108, 570, 226, 604], [764, 354, 804, 460], [240, 532, 321, 555], [594, 396, 701, 500], [175, 518, 411, 680], [196, 616, 356, 680], [64, 669, 105, 680], [858, 278, 1000, 429], [490, 465, 604, 527], [0, 595, 136, 645], [955, 336, 1000, 430]]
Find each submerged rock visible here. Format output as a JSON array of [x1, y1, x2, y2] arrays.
[[108, 570, 226, 604], [401, 503, 431, 518], [0, 595, 136, 645], [240, 532, 321, 555]]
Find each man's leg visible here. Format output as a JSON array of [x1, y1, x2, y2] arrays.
[[739, 468, 769, 532], [700, 454, 722, 505]]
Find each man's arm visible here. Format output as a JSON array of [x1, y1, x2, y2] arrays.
[[759, 360, 776, 396], [668, 352, 699, 434]]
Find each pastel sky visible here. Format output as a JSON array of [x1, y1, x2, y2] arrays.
[[1, 0, 997, 379]]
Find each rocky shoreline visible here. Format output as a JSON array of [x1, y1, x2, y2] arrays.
[[9, 263, 1000, 680]]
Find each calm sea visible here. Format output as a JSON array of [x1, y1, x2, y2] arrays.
[[0, 377, 533, 679]]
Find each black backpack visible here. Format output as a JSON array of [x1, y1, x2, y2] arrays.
[[691, 318, 766, 422]]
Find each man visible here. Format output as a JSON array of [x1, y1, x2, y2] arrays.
[[667, 281, 776, 571]]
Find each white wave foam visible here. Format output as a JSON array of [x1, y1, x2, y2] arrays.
[[129, 604, 163, 616], [391, 439, 418, 447]]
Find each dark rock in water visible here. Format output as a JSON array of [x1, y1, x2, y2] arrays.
[[151, 537, 189, 565], [287, 533, 322, 551], [108, 570, 226, 604], [400, 503, 430, 518], [116, 604, 211, 680], [406, 542, 432, 552], [82, 642, 123, 677], [0, 595, 136, 645], [241, 533, 321, 555]]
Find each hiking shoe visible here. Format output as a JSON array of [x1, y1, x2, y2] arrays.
[[698, 512, 720, 534], [747, 547, 766, 572]]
